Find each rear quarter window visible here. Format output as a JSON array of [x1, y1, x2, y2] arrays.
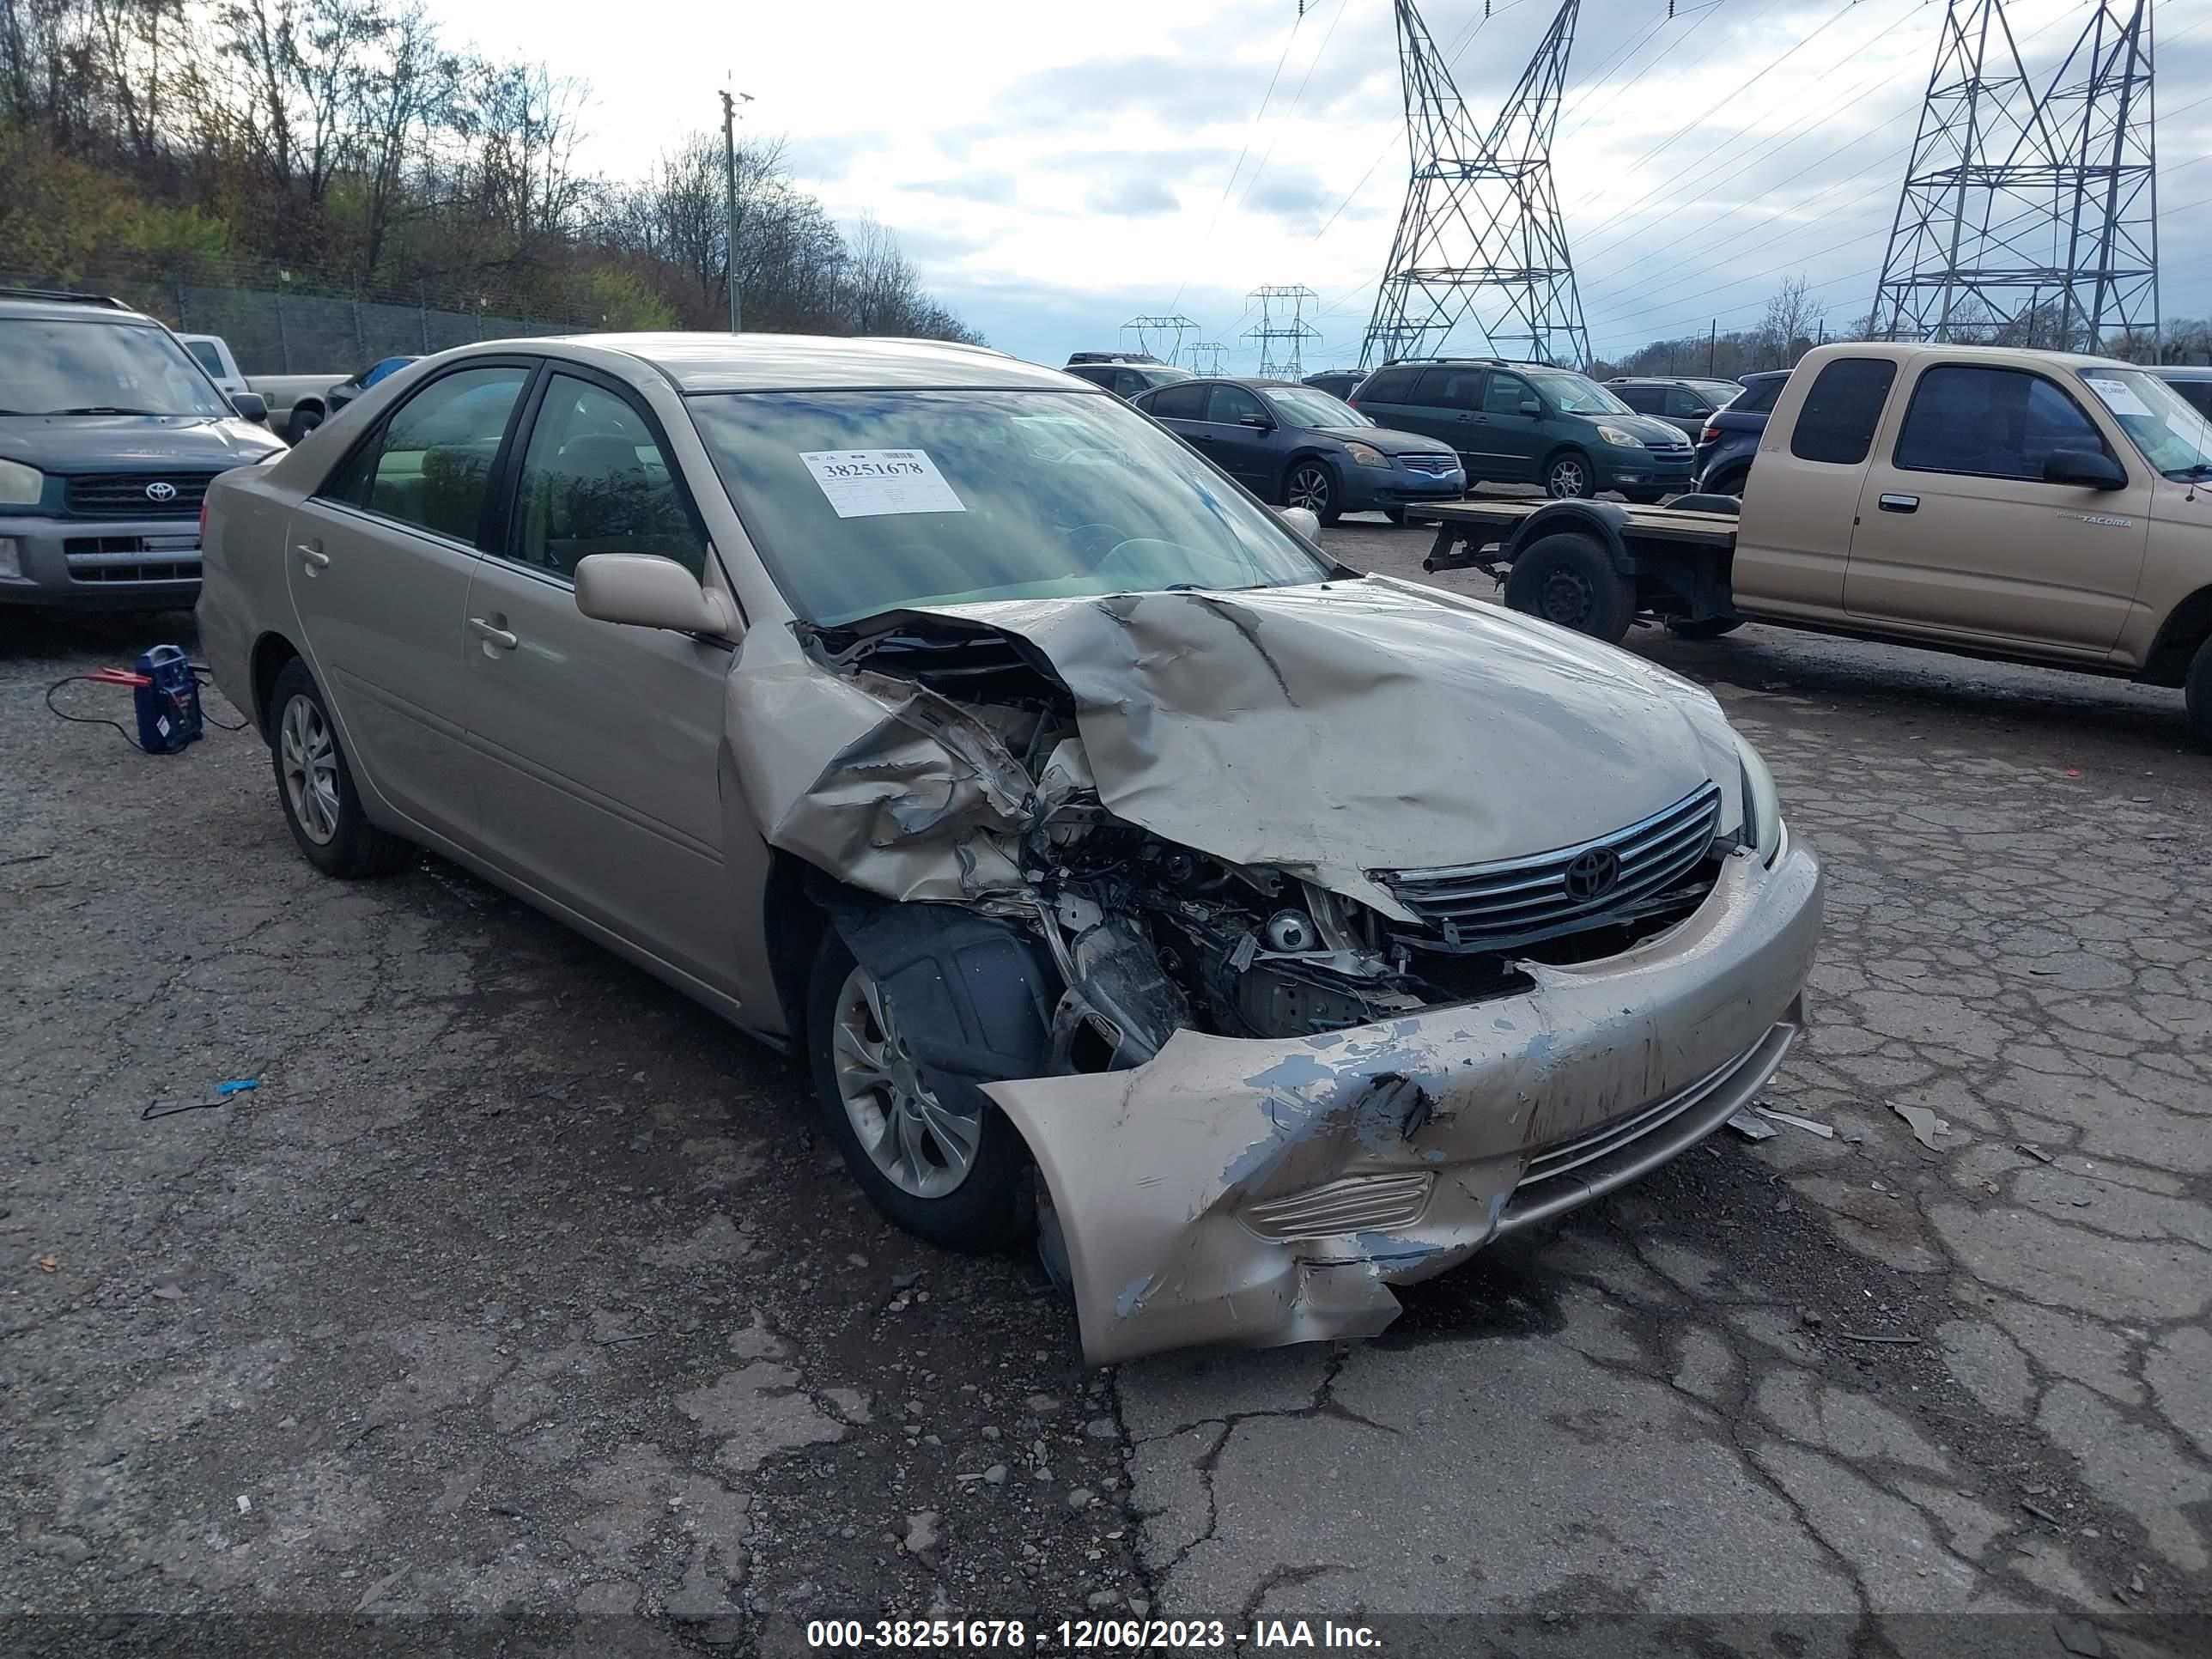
[[1789, 358, 1897, 465], [1731, 377, 1784, 416]]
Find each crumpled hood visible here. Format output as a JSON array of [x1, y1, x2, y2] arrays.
[[0, 414, 281, 471], [910, 576, 1744, 915]]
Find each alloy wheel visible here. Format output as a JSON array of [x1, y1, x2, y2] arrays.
[[830, 963, 979, 1199], [1547, 457, 1589, 498], [278, 694, 341, 846], [1286, 465, 1333, 515]]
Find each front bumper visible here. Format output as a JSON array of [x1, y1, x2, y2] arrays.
[[988, 839, 1823, 1364], [0, 515, 203, 610], [1342, 464, 1467, 512], [1598, 450, 1696, 491]]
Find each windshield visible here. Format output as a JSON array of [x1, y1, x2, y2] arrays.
[[0, 319, 230, 417], [687, 389, 1337, 625], [2076, 368, 2212, 479], [1530, 373, 1633, 416], [1266, 386, 1371, 428]]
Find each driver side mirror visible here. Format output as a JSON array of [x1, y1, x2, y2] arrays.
[[1517, 398, 1542, 418], [230, 391, 269, 424], [1277, 505, 1321, 540], [575, 553, 742, 637], [1238, 414, 1276, 430], [2043, 448, 2126, 490]]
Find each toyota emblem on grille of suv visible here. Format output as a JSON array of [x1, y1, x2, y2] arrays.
[[145, 481, 178, 502], [1564, 847, 1620, 904]]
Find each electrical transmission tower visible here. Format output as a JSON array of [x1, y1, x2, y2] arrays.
[[1359, 0, 1592, 371], [1188, 340, 1229, 375], [1243, 287, 1321, 378], [1871, 0, 2156, 351], [1122, 313, 1199, 362]]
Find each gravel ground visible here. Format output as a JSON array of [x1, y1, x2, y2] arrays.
[[3, 520, 2208, 1658]]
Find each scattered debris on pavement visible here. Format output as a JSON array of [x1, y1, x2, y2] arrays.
[[1727, 1109, 1778, 1140], [1756, 1105, 1835, 1139], [1890, 1102, 1952, 1150]]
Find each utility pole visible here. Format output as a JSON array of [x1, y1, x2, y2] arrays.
[[719, 87, 753, 333], [1706, 319, 1717, 374]]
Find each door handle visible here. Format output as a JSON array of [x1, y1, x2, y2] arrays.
[[295, 542, 329, 569], [469, 617, 519, 650], [1878, 494, 1920, 514]]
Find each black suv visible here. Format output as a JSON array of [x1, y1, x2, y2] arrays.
[[1603, 376, 1747, 439], [1063, 355, 1193, 398], [1350, 358, 1694, 500], [1690, 369, 1790, 495], [0, 289, 283, 610], [2153, 366, 2212, 419]]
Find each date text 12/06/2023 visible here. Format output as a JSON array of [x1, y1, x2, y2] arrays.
[[803, 1618, 1385, 1650]]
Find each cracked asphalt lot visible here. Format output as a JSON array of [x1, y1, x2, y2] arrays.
[[3, 517, 2209, 1657]]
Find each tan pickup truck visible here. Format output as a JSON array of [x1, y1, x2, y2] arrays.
[[1425, 342, 2212, 745]]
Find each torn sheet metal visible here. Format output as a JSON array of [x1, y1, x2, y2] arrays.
[[987, 844, 1824, 1364], [904, 580, 1747, 916]]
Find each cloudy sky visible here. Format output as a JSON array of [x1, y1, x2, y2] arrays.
[[510, 0, 2208, 368]]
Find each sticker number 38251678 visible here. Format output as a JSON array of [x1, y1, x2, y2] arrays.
[[800, 448, 967, 519]]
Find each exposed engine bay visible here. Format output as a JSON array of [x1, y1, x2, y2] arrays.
[[799, 607, 1724, 1069]]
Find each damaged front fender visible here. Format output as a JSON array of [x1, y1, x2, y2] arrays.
[[985, 842, 1823, 1365]]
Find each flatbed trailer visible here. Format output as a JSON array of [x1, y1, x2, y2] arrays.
[[1416, 495, 1747, 644]]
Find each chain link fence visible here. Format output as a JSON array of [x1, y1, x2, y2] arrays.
[[3, 260, 602, 374]]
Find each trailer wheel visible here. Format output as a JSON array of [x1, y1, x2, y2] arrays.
[[1503, 532, 1635, 646]]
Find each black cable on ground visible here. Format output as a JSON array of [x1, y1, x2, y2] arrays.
[[43, 675, 137, 745]]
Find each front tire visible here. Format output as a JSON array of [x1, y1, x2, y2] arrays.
[[1502, 532, 1636, 645], [806, 933, 1032, 1253], [267, 659, 407, 878], [2186, 638, 2212, 750], [286, 406, 323, 444], [1543, 450, 1597, 499], [1283, 459, 1342, 526]]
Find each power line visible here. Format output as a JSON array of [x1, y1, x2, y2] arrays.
[[1170, 7, 1311, 310]]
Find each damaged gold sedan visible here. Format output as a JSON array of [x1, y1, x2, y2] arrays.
[[199, 334, 1821, 1364]]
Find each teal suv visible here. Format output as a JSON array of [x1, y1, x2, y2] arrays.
[[1350, 359, 1696, 501]]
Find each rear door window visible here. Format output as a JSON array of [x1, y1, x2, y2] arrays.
[[325, 365, 531, 543], [1789, 358, 1897, 465], [1356, 368, 1419, 404], [1145, 382, 1207, 421], [1409, 368, 1481, 409], [1615, 386, 1662, 414]]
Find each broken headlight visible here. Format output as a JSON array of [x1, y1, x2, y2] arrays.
[[1734, 732, 1786, 866]]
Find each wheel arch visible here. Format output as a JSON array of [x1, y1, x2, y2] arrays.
[[248, 629, 304, 740], [1279, 447, 1339, 498], [1503, 499, 1631, 573], [2142, 586, 2212, 688]]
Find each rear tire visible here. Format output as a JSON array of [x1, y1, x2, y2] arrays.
[[1706, 468, 1748, 498], [2186, 638, 2212, 750], [806, 933, 1033, 1254], [1666, 616, 1744, 640], [267, 658, 407, 878], [1502, 532, 1635, 645]]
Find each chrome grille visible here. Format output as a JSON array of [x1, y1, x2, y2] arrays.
[[1376, 782, 1723, 953], [1399, 453, 1459, 477], [64, 471, 216, 519]]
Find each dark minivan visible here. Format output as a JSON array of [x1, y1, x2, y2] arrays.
[[1351, 359, 1695, 501]]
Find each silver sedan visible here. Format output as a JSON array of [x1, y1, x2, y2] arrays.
[[198, 332, 1822, 1364]]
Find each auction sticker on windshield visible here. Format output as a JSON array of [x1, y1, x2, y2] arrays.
[[2084, 377, 2153, 419], [800, 449, 967, 519]]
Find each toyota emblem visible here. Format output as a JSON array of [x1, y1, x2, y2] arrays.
[[145, 481, 178, 502], [1563, 847, 1620, 905]]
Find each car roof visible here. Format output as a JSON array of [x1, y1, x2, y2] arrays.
[[447, 332, 1078, 394], [2153, 364, 2212, 380], [0, 289, 158, 325]]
